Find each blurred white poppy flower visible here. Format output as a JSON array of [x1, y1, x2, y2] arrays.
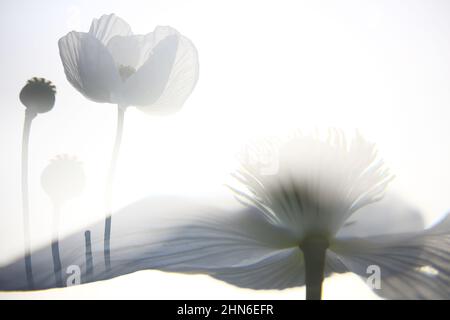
[[1, 131, 449, 300], [59, 13, 199, 271], [59, 13, 199, 114]]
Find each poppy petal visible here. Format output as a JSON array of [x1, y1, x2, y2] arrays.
[[121, 27, 199, 113], [0, 197, 294, 290], [337, 193, 425, 238], [121, 33, 179, 107], [331, 213, 450, 299], [89, 13, 132, 45], [58, 32, 121, 103], [137, 29, 199, 115]]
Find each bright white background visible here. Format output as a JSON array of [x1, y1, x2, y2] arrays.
[[1, 0, 450, 299]]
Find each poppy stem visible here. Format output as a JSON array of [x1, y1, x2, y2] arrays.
[[301, 236, 329, 300], [104, 106, 126, 271], [21, 109, 36, 289], [85, 230, 94, 282], [51, 203, 63, 287]]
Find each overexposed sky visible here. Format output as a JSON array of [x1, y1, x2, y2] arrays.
[[1, 0, 450, 299]]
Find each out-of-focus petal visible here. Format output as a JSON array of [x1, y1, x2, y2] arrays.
[[331, 212, 450, 299], [232, 131, 394, 239], [109, 198, 344, 291], [0, 197, 296, 291], [209, 249, 346, 290], [210, 248, 304, 290], [337, 193, 424, 238], [89, 13, 132, 45], [58, 31, 121, 103], [105, 200, 298, 279]]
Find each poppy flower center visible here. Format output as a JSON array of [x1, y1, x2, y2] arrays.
[[119, 65, 136, 81]]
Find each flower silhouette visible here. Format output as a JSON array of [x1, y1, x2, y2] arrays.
[[20, 78, 56, 115], [18, 77, 56, 289], [41, 155, 86, 287], [1, 131, 449, 299], [58, 13, 199, 270]]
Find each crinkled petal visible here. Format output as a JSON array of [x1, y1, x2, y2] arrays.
[[58, 31, 121, 103], [120, 26, 199, 113], [138, 31, 199, 115], [0, 197, 296, 291], [120, 33, 179, 107], [331, 212, 450, 299], [231, 131, 394, 238], [211, 248, 304, 290], [89, 13, 132, 45], [210, 248, 346, 290]]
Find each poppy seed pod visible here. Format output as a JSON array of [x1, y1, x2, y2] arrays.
[[18, 77, 57, 288], [41, 155, 86, 207], [19, 77, 56, 114]]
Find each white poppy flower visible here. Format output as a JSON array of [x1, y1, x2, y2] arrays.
[[1, 131, 449, 299], [59, 13, 199, 114], [59, 13, 199, 272]]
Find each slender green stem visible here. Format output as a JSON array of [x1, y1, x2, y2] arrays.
[[301, 236, 329, 300], [51, 204, 62, 287], [21, 109, 36, 289], [104, 106, 126, 271]]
